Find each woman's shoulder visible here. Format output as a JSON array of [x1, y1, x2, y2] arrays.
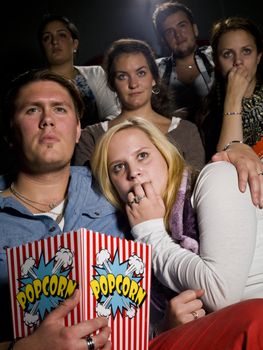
[[194, 161, 238, 193], [176, 118, 199, 131], [73, 123, 106, 165], [167, 118, 200, 140], [78, 122, 105, 145], [255, 84, 263, 98], [82, 122, 105, 133], [75, 65, 105, 79], [198, 161, 236, 177]]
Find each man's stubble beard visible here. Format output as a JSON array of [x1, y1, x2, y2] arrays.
[[172, 42, 197, 59]]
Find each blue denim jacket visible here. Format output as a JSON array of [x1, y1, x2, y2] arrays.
[[0, 166, 130, 340]]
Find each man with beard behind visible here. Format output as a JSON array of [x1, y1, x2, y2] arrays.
[[152, 2, 214, 123]]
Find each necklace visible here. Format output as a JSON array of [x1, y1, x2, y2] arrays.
[[34, 200, 66, 226], [176, 64, 193, 69], [10, 183, 64, 213], [10, 183, 66, 225]]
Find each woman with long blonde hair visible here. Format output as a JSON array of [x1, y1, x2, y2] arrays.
[[91, 117, 262, 346]]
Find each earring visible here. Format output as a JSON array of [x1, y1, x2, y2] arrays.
[[152, 85, 160, 95], [73, 49, 77, 53], [115, 95, 121, 110]]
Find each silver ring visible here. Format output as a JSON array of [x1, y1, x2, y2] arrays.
[[128, 195, 145, 205], [86, 336, 95, 350], [191, 311, 198, 320], [258, 172, 263, 176]]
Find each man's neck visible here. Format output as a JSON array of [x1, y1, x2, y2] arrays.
[[173, 52, 196, 67], [14, 167, 71, 207]]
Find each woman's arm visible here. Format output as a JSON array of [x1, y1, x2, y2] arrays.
[[216, 66, 249, 151], [131, 162, 258, 311]]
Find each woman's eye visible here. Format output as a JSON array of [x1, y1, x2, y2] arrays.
[[59, 32, 68, 39], [243, 47, 252, 55], [42, 34, 51, 43], [137, 70, 146, 77], [116, 73, 127, 81], [138, 152, 148, 160], [222, 51, 232, 59], [112, 163, 125, 173]]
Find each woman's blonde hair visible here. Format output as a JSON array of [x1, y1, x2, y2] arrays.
[[91, 117, 185, 228]]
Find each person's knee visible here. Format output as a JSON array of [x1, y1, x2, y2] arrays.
[[238, 299, 263, 314], [233, 299, 263, 326]]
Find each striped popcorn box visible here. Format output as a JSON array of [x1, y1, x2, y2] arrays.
[[6, 228, 152, 350]]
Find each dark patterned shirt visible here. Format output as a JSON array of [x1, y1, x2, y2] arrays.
[[74, 74, 99, 127], [156, 46, 215, 123], [242, 84, 263, 148]]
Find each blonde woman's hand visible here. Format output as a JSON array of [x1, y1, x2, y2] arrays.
[[125, 182, 165, 227], [156, 289, 206, 335]]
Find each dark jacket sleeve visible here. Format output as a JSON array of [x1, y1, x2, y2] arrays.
[[72, 124, 104, 165], [167, 120, 206, 171]]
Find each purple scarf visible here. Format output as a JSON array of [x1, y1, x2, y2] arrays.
[[151, 170, 199, 313], [169, 170, 199, 253]]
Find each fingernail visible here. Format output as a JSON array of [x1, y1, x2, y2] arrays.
[[70, 288, 79, 299]]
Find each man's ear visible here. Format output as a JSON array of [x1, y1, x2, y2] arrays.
[[257, 52, 262, 65], [75, 120, 81, 144], [193, 24, 199, 38]]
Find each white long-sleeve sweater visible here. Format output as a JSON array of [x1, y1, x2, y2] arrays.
[[132, 161, 263, 312]]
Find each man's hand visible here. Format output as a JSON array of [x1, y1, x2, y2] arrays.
[[14, 290, 111, 350]]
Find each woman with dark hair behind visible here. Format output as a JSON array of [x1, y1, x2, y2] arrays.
[[37, 14, 119, 127], [198, 16, 263, 163], [73, 38, 205, 170]]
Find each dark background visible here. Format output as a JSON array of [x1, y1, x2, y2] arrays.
[[1, 0, 262, 97], [0, 0, 262, 173]]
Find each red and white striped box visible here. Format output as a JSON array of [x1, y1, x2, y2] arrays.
[[6, 228, 152, 350]]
